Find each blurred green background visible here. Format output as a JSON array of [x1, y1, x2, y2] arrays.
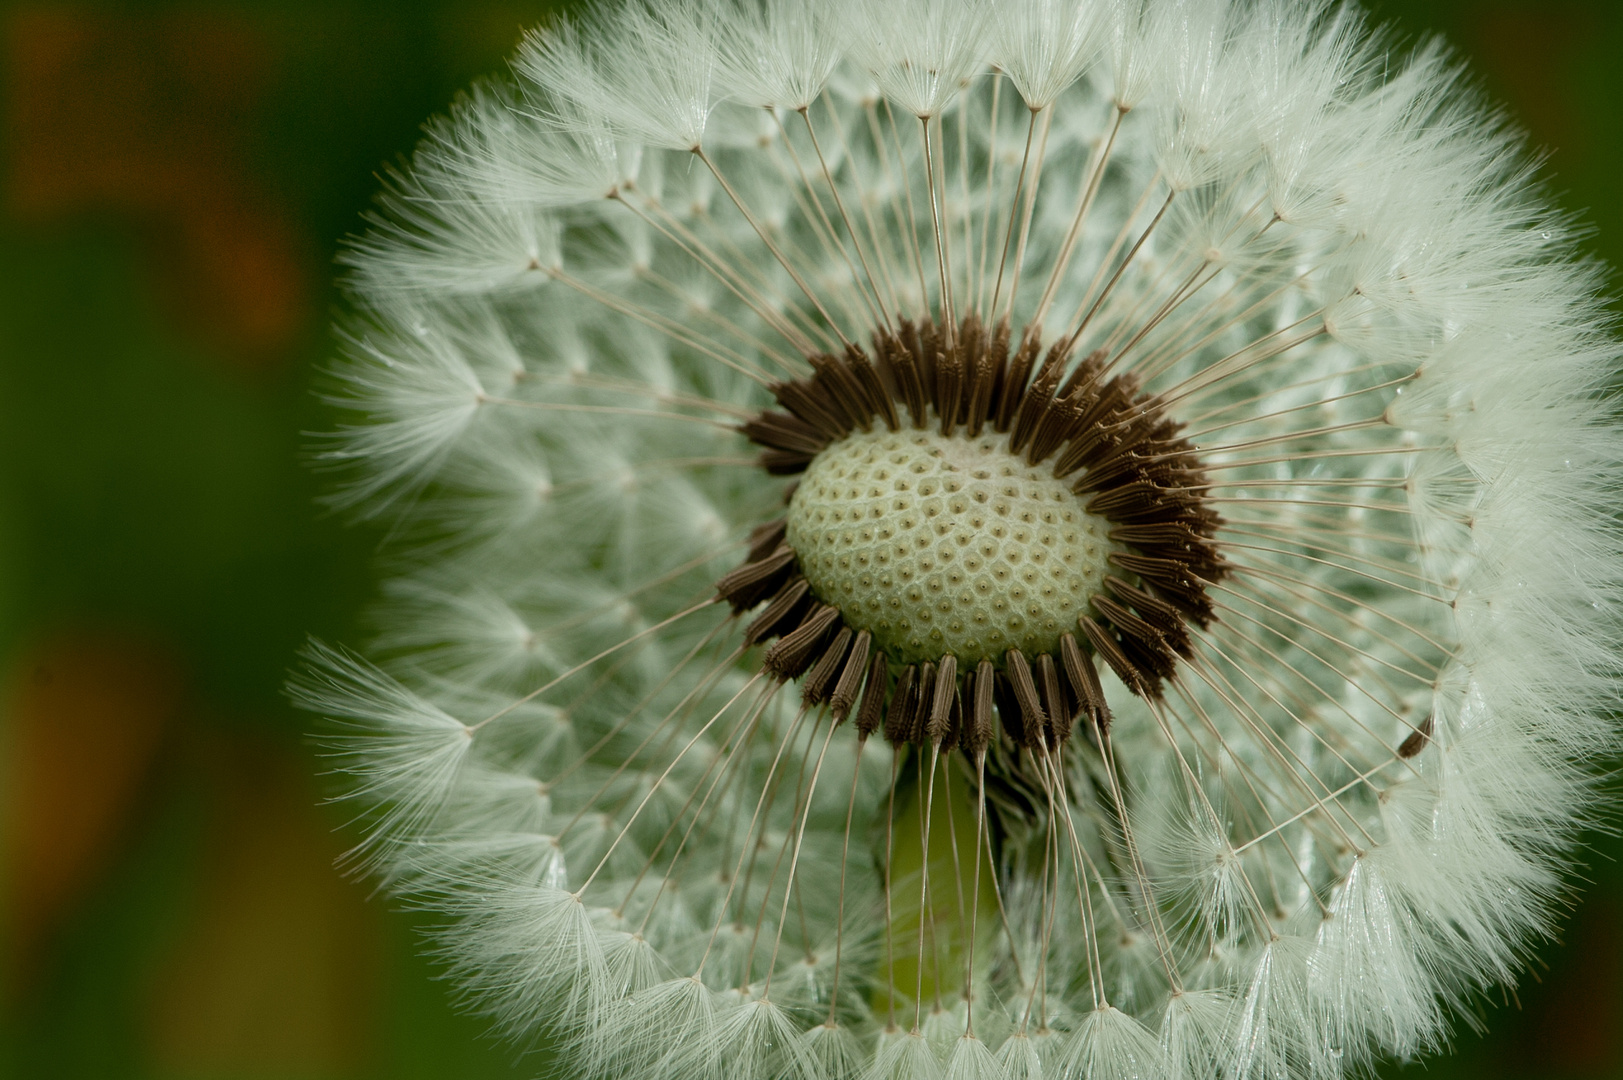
[[0, 1, 1618, 1077]]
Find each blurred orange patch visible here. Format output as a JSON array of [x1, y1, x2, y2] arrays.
[[143, 739, 379, 1076], [1, 632, 180, 997], [3, 8, 307, 364]]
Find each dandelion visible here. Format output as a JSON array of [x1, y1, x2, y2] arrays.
[[293, 0, 1623, 1076]]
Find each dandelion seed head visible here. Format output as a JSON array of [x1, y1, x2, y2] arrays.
[[296, 0, 1623, 1076]]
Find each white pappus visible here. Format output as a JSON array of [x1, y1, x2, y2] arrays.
[[290, 1, 1623, 1078]]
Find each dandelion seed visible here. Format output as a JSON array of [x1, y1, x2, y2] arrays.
[[296, 0, 1623, 1076]]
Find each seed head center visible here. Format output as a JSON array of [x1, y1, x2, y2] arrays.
[[786, 428, 1116, 667]]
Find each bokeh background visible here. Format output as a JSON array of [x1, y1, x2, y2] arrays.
[[0, 1, 1618, 1077]]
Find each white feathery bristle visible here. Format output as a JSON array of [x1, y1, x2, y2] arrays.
[[291, 641, 472, 870], [843, 0, 991, 119], [1152, 0, 1249, 192], [1238, 0, 1369, 226], [1101, 0, 1173, 110], [1311, 850, 1441, 1062], [1061, 1006, 1167, 1080], [942, 1034, 1002, 1080], [991, 0, 1115, 110], [1228, 940, 1323, 1080], [714, 0, 840, 110], [869, 1029, 946, 1080], [597, 976, 721, 1078], [684, 995, 815, 1080], [993, 1031, 1043, 1080], [318, 299, 525, 510], [800, 1022, 868, 1080], [1159, 989, 1233, 1080], [518, 2, 719, 151], [435, 883, 609, 1040], [410, 82, 626, 209], [343, 142, 562, 297]]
